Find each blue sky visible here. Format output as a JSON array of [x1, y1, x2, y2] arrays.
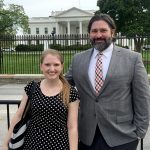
[[4, 0, 99, 17]]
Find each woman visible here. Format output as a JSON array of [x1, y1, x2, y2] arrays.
[[3, 49, 79, 150]]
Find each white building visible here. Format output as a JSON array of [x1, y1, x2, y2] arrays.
[[26, 7, 95, 35], [23, 8, 135, 49]]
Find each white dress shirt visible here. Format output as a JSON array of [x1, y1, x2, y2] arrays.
[[88, 43, 113, 90]]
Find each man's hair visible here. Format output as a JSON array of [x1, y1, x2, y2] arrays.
[[87, 14, 116, 33]]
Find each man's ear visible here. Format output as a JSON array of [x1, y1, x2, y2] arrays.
[[111, 29, 115, 37]]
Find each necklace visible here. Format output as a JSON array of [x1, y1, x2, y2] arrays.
[[42, 79, 63, 96]]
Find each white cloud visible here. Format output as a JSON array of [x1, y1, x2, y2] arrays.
[[4, 0, 99, 17]]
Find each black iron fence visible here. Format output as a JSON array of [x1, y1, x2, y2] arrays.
[[0, 100, 144, 150], [0, 34, 150, 74], [0, 100, 19, 129]]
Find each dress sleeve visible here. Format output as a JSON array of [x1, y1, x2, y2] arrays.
[[24, 81, 35, 97], [69, 86, 80, 103]]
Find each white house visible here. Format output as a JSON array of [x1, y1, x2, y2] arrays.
[[23, 7, 135, 49], [27, 7, 95, 35]]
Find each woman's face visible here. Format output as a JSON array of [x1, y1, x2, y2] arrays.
[[40, 54, 63, 80]]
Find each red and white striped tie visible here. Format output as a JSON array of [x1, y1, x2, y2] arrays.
[[95, 52, 104, 94]]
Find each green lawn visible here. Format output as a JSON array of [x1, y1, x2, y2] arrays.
[[142, 50, 150, 59], [1, 51, 75, 74], [1, 50, 150, 74], [142, 50, 150, 74]]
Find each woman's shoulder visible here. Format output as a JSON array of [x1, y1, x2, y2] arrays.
[[69, 86, 80, 102], [70, 86, 78, 92], [24, 80, 39, 96]]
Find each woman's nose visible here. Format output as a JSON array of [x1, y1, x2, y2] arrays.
[[49, 65, 55, 71]]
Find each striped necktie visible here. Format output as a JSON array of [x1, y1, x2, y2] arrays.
[[95, 52, 104, 94]]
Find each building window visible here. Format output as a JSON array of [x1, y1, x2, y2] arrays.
[[51, 27, 56, 35], [45, 27, 48, 34], [53, 27, 56, 33], [76, 27, 79, 34], [28, 28, 31, 34], [36, 28, 39, 34]]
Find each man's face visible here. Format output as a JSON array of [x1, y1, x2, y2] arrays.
[[89, 20, 114, 52]]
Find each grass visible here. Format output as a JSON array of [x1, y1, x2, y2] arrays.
[[1, 50, 150, 74], [142, 50, 150, 59], [1, 51, 75, 74], [142, 50, 150, 74]]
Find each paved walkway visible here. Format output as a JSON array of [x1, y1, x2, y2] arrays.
[[0, 83, 150, 150], [0, 83, 24, 148]]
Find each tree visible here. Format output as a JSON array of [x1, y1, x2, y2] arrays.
[[0, 0, 29, 35], [96, 0, 150, 52], [0, 0, 29, 72]]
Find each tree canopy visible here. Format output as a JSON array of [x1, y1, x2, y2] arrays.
[[96, 0, 150, 52], [96, 0, 150, 35], [0, 0, 29, 35]]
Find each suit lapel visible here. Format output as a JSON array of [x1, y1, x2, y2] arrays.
[[99, 46, 121, 94], [83, 48, 97, 95]]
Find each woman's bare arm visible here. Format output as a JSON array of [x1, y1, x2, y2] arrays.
[[67, 100, 79, 150]]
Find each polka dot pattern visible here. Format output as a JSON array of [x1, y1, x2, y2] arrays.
[[23, 81, 79, 150]]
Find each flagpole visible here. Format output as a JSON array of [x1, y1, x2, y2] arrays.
[[78, 0, 80, 8]]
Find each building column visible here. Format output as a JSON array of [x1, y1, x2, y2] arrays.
[[67, 21, 71, 45], [56, 22, 59, 34], [79, 21, 83, 44], [67, 21, 70, 35], [59, 24, 62, 35], [79, 21, 83, 34]]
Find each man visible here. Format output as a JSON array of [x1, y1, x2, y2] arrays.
[[65, 14, 150, 150]]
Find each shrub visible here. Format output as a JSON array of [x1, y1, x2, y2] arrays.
[[15, 44, 44, 51], [49, 44, 91, 51]]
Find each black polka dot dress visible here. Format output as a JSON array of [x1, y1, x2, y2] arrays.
[[23, 81, 79, 150]]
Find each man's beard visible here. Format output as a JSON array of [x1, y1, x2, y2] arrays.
[[90, 37, 112, 52]]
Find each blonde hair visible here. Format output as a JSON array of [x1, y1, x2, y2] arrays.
[[41, 49, 70, 106]]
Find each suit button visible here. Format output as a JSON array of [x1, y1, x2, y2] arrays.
[[95, 99, 98, 102]]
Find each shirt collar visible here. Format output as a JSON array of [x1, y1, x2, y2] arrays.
[[93, 43, 114, 58]]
